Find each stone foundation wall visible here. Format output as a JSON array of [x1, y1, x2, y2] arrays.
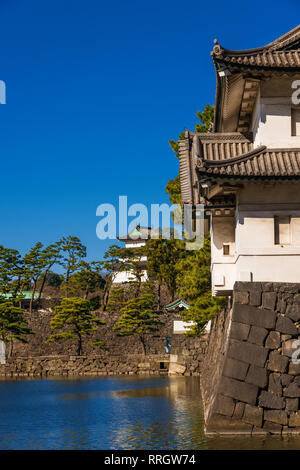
[[0, 350, 206, 378], [11, 310, 207, 359], [2, 309, 208, 377], [202, 282, 300, 435]]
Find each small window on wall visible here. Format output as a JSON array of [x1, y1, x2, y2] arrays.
[[274, 215, 291, 245], [291, 108, 300, 136], [223, 244, 230, 255]]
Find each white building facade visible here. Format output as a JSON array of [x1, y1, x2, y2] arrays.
[[179, 25, 300, 296], [112, 226, 149, 284]]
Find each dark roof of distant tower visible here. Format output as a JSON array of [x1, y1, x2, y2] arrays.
[[117, 225, 152, 241]]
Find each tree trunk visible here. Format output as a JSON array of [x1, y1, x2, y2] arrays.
[[157, 283, 161, 310], [9, 340, 13, 358], [139, 335, 146, 355], [77, 334, 82, 356], [103, 282, 112, 311], [30, 281, 37, 313], [38, 270, 49, 302]]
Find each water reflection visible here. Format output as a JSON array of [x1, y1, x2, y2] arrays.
[[0, 376, 299, 449]]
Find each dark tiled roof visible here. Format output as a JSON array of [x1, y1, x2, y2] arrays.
[[178, 132, 254, 203], [118, 226, 152, 241], [178, 131, 300, 204], [218, 50, 300, 68], [198, 147, 300, 178], [212, 24, 300, 70], [212, 25, 300, 132]]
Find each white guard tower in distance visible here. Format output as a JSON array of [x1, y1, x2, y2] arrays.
[[112, 225, 150, 284]]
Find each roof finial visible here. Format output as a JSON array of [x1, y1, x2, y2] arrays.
[[214, 38, 218, 45]]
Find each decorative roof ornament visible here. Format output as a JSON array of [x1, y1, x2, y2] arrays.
[[211, 24, 300, 66], [212, 38, 223, 57]]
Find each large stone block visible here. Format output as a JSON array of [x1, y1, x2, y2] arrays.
[[205, 413, 253, 434], [232, 304, 276, 329], [234, 291, 249, 305], [276, 316, 298, 336], [286, 398, 299, 411], [268, 373, 282, 396], [288, 362, 300, 375], [243, 404, 263, 427], [276, 298, 287, 314], [289, 412, 300, 427], [223, 357, 249, 381], [262, 292, 277, 311], [213, 394, 235, 417], [265, 331, 281, 349], [249, 290, 262, 307], [228, 340, 269, 368], [232, 402, 245, 420], [282, 339, 298, 358], [258, 390, 285, 409], [218, 376, 259, 405], [286, 304, 300, 322], [281, 374, 293, 387], [263, 421, 282, 433], [247, 326, 268, 346], [264, 410, 288, 426], [231, 322, 250, 341], [294, 376, 300, 385], [283, 383, 300, 398], [234, 282, 262, 292], [245, 365, 268, 388], [267, 351, 289, 374]]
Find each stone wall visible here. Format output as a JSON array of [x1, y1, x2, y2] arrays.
[[4, 309, 208, 377], [11, 310, 207, 358], [0, 349, 206, 378], [201, 282, 300, 435], [0, 354, 170, 378]]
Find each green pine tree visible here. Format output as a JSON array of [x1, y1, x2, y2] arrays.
[[0, 299, 33, 358], [113, 282, 162, 354], [175, 237, 226, 335], [47, 297, 105, 355]]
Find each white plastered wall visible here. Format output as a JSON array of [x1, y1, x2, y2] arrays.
[[252, 97, 300, 149], [211, 183, 300, 295]]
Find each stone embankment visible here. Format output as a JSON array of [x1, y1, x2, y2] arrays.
[[2, 308, 208, 377], [201, 282, 300, 435], [0, 348, 207, 378]]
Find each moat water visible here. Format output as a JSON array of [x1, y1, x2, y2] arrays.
[[0, 375, 300, 450]]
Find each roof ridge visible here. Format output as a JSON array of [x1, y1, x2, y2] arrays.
[[202, 146, 266, 167], [212, 25, 300, 58]]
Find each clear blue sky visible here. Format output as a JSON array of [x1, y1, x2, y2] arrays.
[[0, 0, 299, 262]]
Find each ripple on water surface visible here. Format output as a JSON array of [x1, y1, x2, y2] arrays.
[[0, 376, 299, 449]]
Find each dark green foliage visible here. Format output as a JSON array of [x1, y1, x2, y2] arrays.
[[45, 271, 64, 288], [165, 175, 181, 205], [60, 261, 105, 299], [102, 244, 145, 309], [165, 105, 214, 205], [47, 297, 105, 355], [175, 236, 226, 335], [195, 104, 215, 133], [113, 282, 162, 354], [0, 246, 25, 300], [0, 299, 33, 343], [106, 286, 128, 311], [145, 236, 186, 304], [59, 236, 87, 283], [88, 296, 101, 311]]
